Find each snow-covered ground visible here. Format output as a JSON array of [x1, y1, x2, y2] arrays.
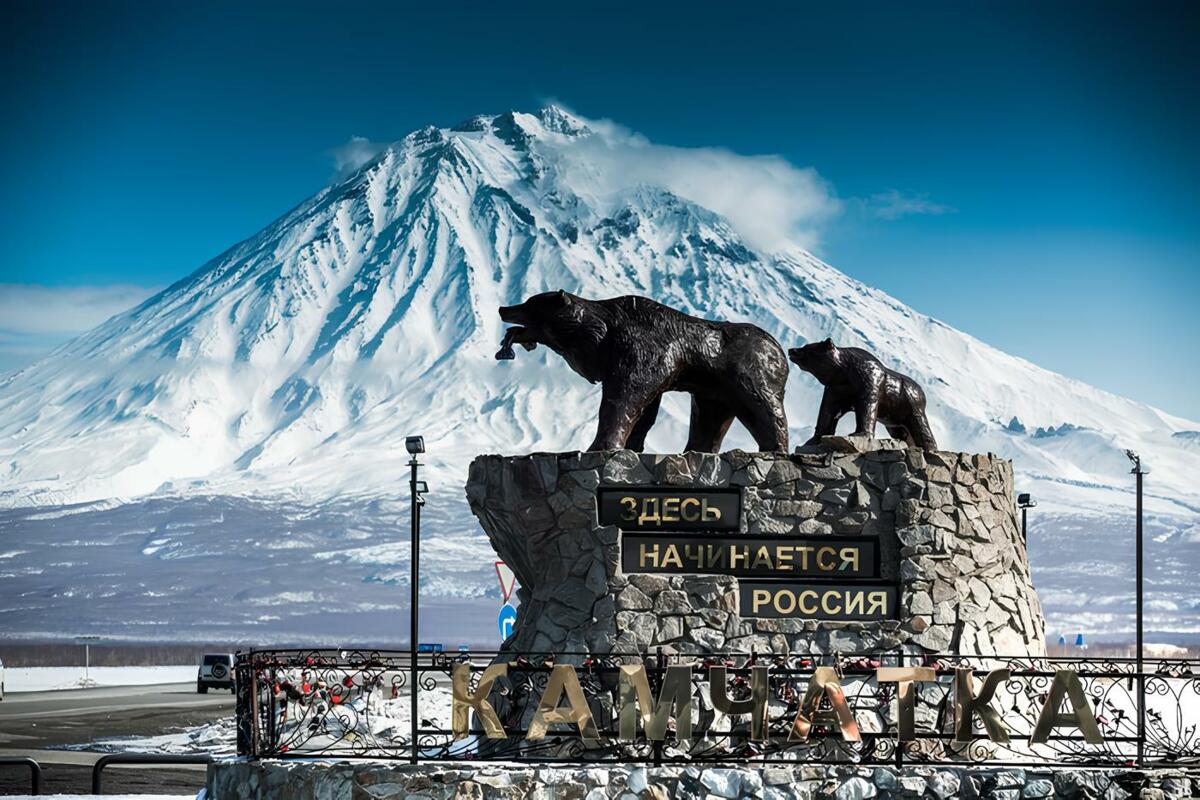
[[4, 796, 194, 800], [4, 665, 197, 693], [69, 685, 455, 758], [0, 105, 1195, 644], [0, 495, 501, 646], [64, 714, 238, 756]]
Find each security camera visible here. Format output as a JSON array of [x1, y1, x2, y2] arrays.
[[405, 436, 425, 455], [1017, 493, 1037, 508]]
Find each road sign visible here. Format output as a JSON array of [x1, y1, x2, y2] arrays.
[[417, 642, 444, 653], [495, 561, 517, 603], [497, 603, 517, 641]]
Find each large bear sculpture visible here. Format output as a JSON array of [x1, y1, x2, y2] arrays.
[[788, 338, 938, 450], [496, 291, 789, 452]]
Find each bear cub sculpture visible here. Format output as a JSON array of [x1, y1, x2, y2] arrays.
[[788, 338, 938, 450], [496, 290, 789, 452]]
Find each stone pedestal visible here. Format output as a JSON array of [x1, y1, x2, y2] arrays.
[[465, 438, 1045, 658], [206, 759, 1191, 800]]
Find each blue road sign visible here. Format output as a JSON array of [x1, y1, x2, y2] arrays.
[[1058, 635, 1066, 646], [498, 603, 517, 641], [1075, 633, 1086, 647], [417, 642, 444, 653]]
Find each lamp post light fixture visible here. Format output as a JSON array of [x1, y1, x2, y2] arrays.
[[1125, 448, 1147, 764], [405, 435, 428, 765], [1016, 492, 1037, 543]]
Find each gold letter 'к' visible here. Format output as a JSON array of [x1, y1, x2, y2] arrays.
[[790, 666, 862, 742], [527, 665, 600, 744], [451, 662, 508, 740], [709, 665, 769, 741], [1031, 669, 1104, 744], [953, 668, 1011, 744], [876, 667, 936, 741], [618, 664, 694, 742]]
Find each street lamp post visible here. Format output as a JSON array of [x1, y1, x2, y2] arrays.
[[1017, 493, 1036, 543], [405, 436, 427, 766], [1125, 449, 1146, 764], [75, 636, 100, 687]]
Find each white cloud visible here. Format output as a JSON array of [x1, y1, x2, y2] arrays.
[[0, 283, 158, 336], [331, 135, 387, 178], [0, 283, 158, 375], [870, 189, 954, 220], [538, 112, 842, 253]]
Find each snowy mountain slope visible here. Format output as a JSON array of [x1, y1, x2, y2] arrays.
[[0, 106, 1196, 642], [1, 106, 1196, 518]]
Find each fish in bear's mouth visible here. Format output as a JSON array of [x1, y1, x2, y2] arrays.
[[495, 325, 535, 360]]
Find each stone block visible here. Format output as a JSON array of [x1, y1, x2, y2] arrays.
[[654, 589, 691, 614], [836, 776, 877, 800], [628, 574, 669, 596]]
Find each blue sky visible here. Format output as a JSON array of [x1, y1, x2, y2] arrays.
[[2, 0, 1197, 418]]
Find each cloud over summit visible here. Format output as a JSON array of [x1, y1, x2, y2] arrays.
[[542, 113, 842, 253]]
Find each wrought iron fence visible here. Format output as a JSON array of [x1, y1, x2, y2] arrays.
[[235, 649, 1199, 767]]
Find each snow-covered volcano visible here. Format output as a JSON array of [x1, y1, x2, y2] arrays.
[[1, 106, 1196, 643]]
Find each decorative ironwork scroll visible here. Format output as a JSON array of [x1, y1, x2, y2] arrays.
[[235, 650, 1200, 767]]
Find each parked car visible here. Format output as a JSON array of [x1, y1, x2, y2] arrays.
[[197, 653, 235, 694]]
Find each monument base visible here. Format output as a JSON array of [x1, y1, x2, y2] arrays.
[[205, 759, 1192, 799], [466, 439, 1046, 658]]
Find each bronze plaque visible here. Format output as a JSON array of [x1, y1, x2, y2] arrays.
[[598, 488, 740, 532], [740, 581, 898, 621], [621, 533, 879, 578]]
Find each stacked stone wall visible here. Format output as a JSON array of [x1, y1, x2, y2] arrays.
[[465, 438, 1045, 658], [207, 760, 1192, 800]]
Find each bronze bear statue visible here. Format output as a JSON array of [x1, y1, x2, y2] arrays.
[[496, 291, 789, 452], [788, 338, 938, 450]]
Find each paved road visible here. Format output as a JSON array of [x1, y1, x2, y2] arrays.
[[0, 682, 232, 794]]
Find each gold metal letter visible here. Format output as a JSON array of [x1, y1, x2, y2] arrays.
[[751, 589, 771, 614], [527, 665, 600, 743], [953, 668, 1010, 743], [452, 662, 508, 740], [876, 667, 936, 741], [638, 498, 662, 526], [709, 665, 769, 741], [620, 496, 637, 521], [789, 666, 861, 741], [618, 664, 694, 741], [662, 497, 681, 522], [1030, 669, 1103, 744]]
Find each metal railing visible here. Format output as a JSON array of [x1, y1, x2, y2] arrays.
[[0, 756, 42, 795], [90, 753, 213, 795], [234, 649, 1200, 767]]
